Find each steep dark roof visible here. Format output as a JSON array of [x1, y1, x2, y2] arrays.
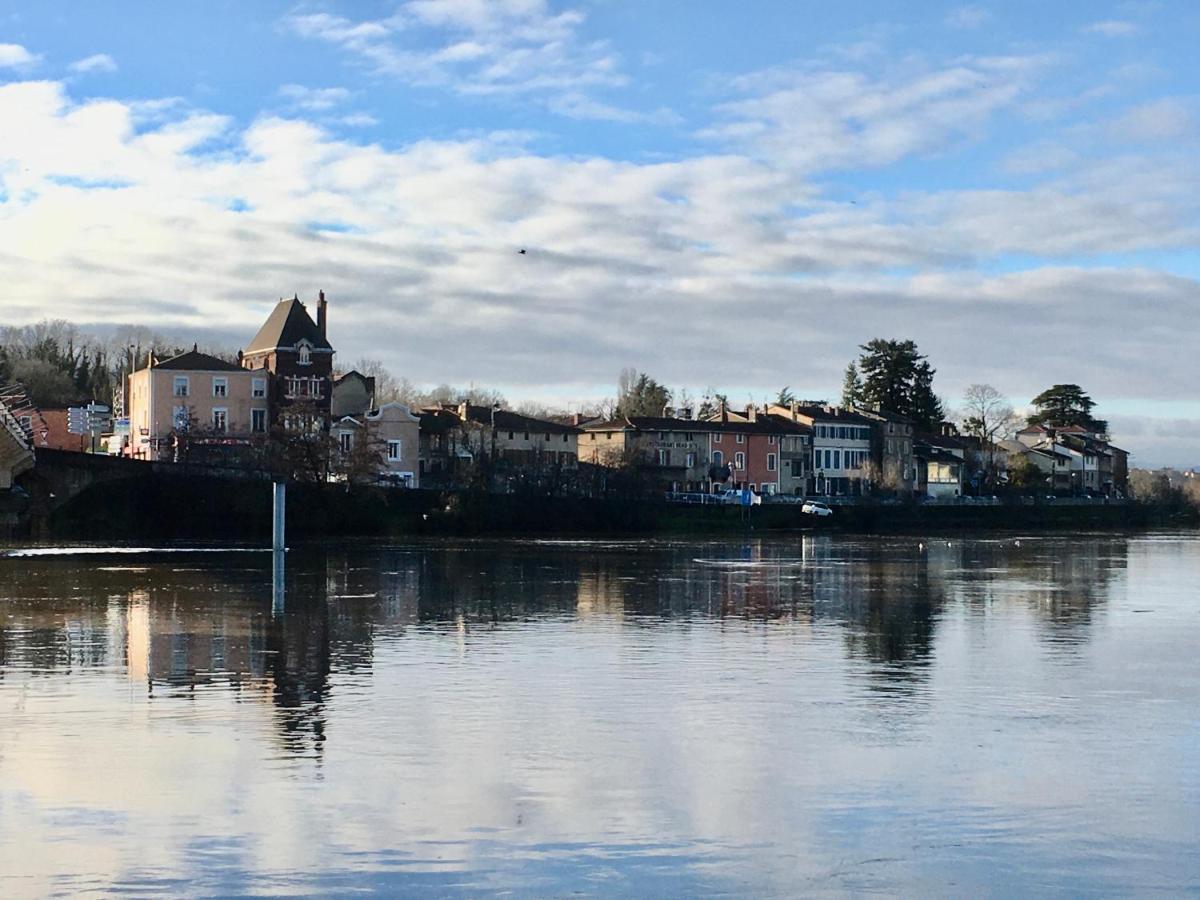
[[419, 408, 461, 434], [583, 415, 811, 436], [790, 405, 876, 425], [459, 405, 581, 434], [153, 349, 242, 372], [244, 298, 331, 354]]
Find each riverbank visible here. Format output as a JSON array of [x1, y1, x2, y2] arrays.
[[15, 469, 1196, 542]]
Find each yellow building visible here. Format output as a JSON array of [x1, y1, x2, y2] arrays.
[[126, 347, 269, 461]]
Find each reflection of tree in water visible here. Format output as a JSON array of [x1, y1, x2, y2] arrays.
[[413, 544, 583, 625], [953, 537, 1128, 647], [829, 544, 945, 690]]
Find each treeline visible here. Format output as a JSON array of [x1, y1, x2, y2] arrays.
[[0, 320, 235, 409]]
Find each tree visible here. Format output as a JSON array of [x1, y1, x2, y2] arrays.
[[1027, 384, 1107, 434], [960, 384, 1019, 491], [776, 386, 796, 406], [696, 388, 727, 419], [615, 368, 671, 418], [853, 338, 944, 431], [841, 363, 863, 409], [1006, 455, 1048, 493]]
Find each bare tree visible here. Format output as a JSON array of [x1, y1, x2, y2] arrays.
[[960, 384, 1018, 492], [961, 384, 1018, 442]]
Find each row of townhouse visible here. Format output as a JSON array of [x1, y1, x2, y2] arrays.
[[577, 402, 928, 499], [85, 288, 1129, 499], [1003, 425, 1129, 496]]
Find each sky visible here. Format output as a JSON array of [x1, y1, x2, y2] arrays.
[[0, 1, 1197, 466]]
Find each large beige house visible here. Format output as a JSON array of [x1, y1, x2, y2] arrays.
[[126, 348, 270, 461], [332, 402, 422, 487]]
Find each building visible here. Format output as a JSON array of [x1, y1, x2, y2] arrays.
[[242, 293, 335, 430], [417, 403, 580, 489], [125, 348, 267, 462], [332, 402, 421, 487], [580, 408, 811, 495], [766, 404, 875, 496], [453, 402, 580, 468], [331, 370, 376, 419], [854, 407, 915, 495]]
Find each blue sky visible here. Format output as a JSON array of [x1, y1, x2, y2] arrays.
[[1, 1, 1198, 464]]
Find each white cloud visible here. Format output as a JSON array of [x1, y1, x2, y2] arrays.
[[700, 55, 1047, 172], [282, 1, 655, 121], [1107, 97, 1193, 142], [1084, 20, 1140, 37], [945, 5, 992, 29], [68, 53, 117, 75], [278, 84, 353, 111], [0, 78, 1197, 464], [0, 42, 37, 68]]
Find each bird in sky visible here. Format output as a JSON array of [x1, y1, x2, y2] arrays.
[[518, 249, 526, 254]]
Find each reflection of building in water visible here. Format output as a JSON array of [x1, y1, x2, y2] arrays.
[[953, 537, 1128, 645], [412, 545, 582, 624]]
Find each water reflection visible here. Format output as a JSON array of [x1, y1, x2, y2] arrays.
[[0, 534, 1192, 898]]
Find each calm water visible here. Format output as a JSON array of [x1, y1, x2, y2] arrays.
[[1, 534, 1197, 897]]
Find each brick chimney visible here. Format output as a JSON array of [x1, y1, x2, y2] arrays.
[[746, 405, 757, 423], [718, 400, 728, 423], [317, 290, 327, 340]]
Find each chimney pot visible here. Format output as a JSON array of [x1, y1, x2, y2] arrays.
[[317, 290, 328, 340]]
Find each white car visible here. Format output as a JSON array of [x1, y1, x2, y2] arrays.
[[801, 501, 834, 517]]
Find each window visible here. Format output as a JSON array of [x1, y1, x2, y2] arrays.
[[833, 450, 841, 469], [813, 449, 820, 471], [252, 409, 267, 433], [736, 434, 745, 444], [545, 433, 551, 441], [339, 431, 353, 453], [658, 449, 671, 466], [685, 451, 696, 467], [252, 378, 266, 398], [562, 434, 568, 443], [212, 377, 227, 398], [713, 450, 723, 466], [173, 376, 189, 397], [824, 449, 832, 469], [298, 343, 311, 365], [523, 432, 529, 440], [714, 434, 722, 443], [768, 435, 777, 444], [387, 440, 401, 461], [817, 425, 826, 438], [767, 453, 777, 471], [212, 408, 227, 433], [735, 451, 745, 470], [173, 406, 189, 431]]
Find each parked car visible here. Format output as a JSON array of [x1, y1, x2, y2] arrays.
[[801, 501, 834, 517]]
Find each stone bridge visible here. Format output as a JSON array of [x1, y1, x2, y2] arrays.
[[15, 448, 269, 539]]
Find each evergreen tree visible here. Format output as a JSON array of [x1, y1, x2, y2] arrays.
[[853, 338, 944, 431], [776, 386, 796, 406], [615, 369, 671, 418], [841, 363, 863, 408], [1027, 384, 1106, 433]]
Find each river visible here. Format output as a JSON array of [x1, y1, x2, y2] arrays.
[[1, 533, 1197, 896]]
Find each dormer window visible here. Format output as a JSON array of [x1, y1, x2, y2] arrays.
[[297, 342, 312, 366]]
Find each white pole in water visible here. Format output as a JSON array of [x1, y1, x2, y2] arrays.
[[272, 480, 286, 552], [272, 480, 286, 616]]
